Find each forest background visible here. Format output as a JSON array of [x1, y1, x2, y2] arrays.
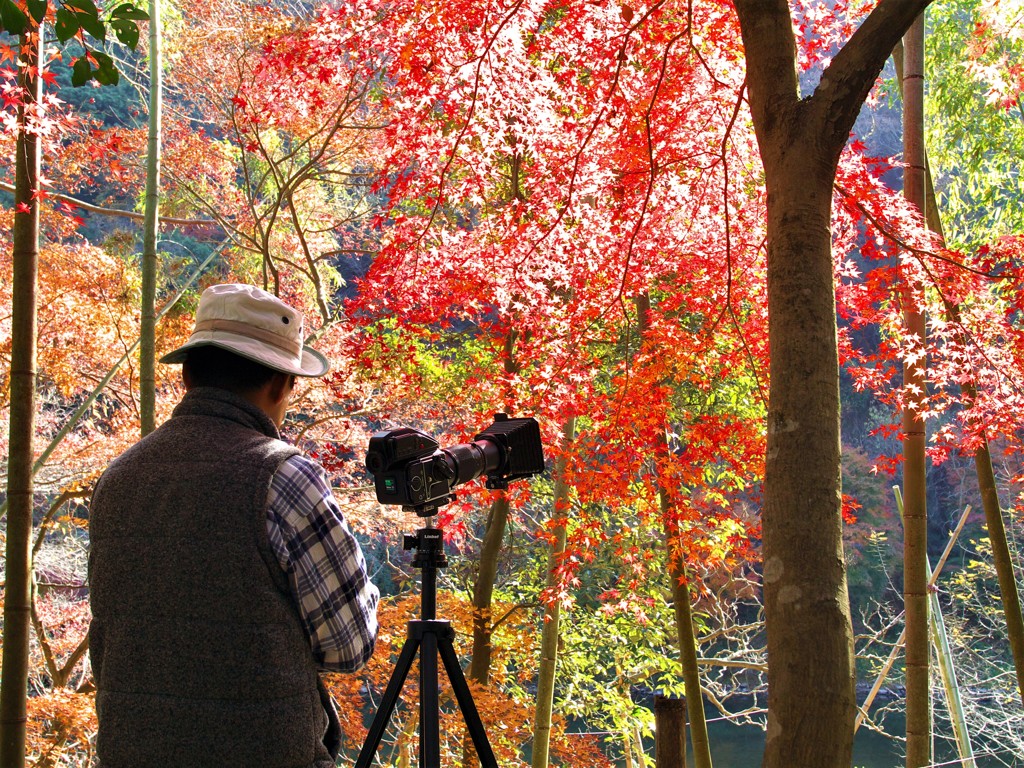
[[2, 0, 1024, 766]]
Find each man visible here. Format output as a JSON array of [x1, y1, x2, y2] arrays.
[[89, 283, 379, 767]]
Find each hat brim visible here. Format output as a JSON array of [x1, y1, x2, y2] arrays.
[[159, 336, 330, 378]]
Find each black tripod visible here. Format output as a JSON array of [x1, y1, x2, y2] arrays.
[[355, 525, 498, 768]]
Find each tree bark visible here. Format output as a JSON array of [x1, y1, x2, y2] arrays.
[[654, 694, 688, 768], [732, 2, 933, 766], [140, 0, 162, 436], [531, 418, 576, 768], [1, 25, 43, 768]]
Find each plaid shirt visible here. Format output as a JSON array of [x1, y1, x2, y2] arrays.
[[266, 454, 379, 672]]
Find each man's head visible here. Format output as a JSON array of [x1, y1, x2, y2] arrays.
[[160, 284, 329, 426]]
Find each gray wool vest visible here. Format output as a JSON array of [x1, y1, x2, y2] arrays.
[[88, 387, 335, 768]]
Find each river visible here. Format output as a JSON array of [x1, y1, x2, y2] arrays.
[[686, 714, 1016, 767]]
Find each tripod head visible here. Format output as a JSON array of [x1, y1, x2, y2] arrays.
[[402, 525, 448, 621], [404, 527, 447, 570]]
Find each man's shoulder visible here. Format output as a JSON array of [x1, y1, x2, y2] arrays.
[[274, 453, 329, 488], [98, 420, 297, 499]]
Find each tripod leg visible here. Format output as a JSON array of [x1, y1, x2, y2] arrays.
[[355, 636, 421, 768], [420, 629, 441, 768], [437, 635, 498, 768]]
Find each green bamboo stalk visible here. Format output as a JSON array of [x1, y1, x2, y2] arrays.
[[926, 574, 975, 768], [139, 0, 162, 436], [970, 441, 1024, 707], [895, 490, 975, 767], [895, 36, 1024, 713], [902, 14, 931, 768]]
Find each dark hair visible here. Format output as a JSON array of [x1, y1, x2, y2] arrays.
[[182, 345, 282, 394]]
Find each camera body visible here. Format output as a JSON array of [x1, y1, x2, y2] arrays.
[[365, 414, 544, 516]]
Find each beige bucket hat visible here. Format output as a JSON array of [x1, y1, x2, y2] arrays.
[[159, 284, 330, 377]]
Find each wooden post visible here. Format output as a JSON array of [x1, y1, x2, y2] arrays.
[[655, 694, 688, 768]]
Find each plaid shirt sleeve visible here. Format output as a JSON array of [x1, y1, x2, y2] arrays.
[[266, 454, 379, 672]]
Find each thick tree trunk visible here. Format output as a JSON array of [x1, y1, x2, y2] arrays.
[[901, 15, 932, 768], [1, 26, 43, 768], [733, 3, 932, 766], [760, 151, 855, 768], [531, 418, 575, 768], [140, 0, 162, 436]]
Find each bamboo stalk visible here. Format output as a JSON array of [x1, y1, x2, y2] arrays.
[[895, 34, 1024, 713], [894, 489, 977, 768], [139, 0, 163, 436], [901, 16, 931, 766], [855, 500, 972, 734]]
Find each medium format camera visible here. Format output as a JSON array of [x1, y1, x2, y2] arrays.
[[365, 414, 545, 516]]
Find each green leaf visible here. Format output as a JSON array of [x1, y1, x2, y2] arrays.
[[110, 17, 138, 48], [91, 50, 118, 85], [76, 11, 105, 40], [93, 61, 119, 85], [0, 0, 29, 35], [111, 2, 149, 20], [62, 0, 99, 17], [54, 7, 79, 41], [26, 0, 47, 24], [70, 57, 91, 87]]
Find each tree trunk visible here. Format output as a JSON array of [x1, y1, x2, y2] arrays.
[[635, 294, 713, 768], [759, 159, 854, 767], [664, 535, 711, 768], [469, 494, 509, 686], [0, 25, 43, 768], [470, 334, 520, 686], [654, 695, 687, 768], [531, 418, 576, 768], [733, 2, 932, 765], [901, 15, 932, 768], [140, 0, 162, 436]]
